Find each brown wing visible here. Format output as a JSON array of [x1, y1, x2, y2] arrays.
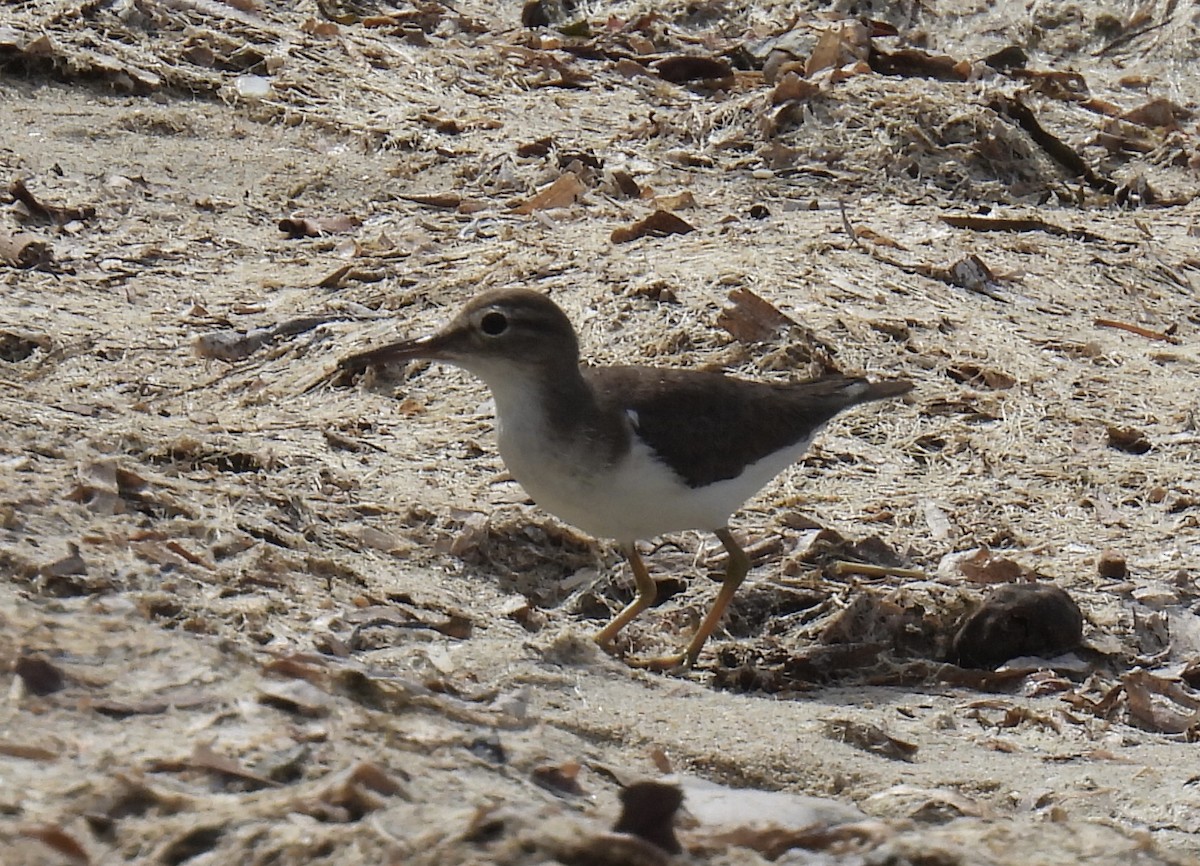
[[585, 367, 910, 488]]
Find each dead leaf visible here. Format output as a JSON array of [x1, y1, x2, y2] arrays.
[[998, 705, 1063, 732], [317, 264, 354, 288], [516, 136, 553, 157], [513, 172, 586, 214], [0, 328, 51, 360], [947, 254, 999, 294], [278, 214, 361, 238], [9, 178, 96, 225], [1121, 97, 1191, 128], [0, 739, 60, 760], [21, 824, 89, 864], [300, 17, 340, 35], [258, 679, 334, 717], [417, 113, 463, 134], [771, 71, 819, 104], [0, 229, 53, 268], [823, 718, 918, 761], [947, 363, 1017, 390], [806, 25, 851, 76], [1107, 424, 1152, 454], [609, 169, 641, 198], [39, 543, 87, 578], [1123, 670, 1200, 734], [937, 666, 1033, 691], [981, 44, 1027, 69], [614, 57, 655, 79], [263, 652, 329, 682], [864, 784, 987, 821], [680, 775, 870, 857], [1061, 681, 1125, 719], [651, 190, 695, 211], [716, 286, 797, 343], [86, 688, 215, 717], [155, 827, 224, 864], [1180, 660, 1200, 689], [869, 46, 970, 81], [531, 761, 584, 796], [360, 525, 404, 553], [854, 226, 905, 248], [611, 209, 695, 243], [187, 742, 279, 789], [298, 761, 406, 821], [653, 55, 732, 83]]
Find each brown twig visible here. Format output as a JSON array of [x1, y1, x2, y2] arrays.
[[838, 199, 869, 252], [8, 179, 96, 224], [1094, 318, 1179, 343], [831, 561, 926, 580]]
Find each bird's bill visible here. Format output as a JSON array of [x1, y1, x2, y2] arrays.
[[337, 329, 458, 373]]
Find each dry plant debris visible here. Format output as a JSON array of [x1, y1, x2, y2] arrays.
[[4, 0, 1200, 862]]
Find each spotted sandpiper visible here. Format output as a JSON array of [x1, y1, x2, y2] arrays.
[[340, 289, 912, 669]]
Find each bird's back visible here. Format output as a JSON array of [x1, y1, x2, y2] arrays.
[[585, 367, 912, 489]]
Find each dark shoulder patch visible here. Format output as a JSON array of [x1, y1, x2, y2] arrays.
[[584, 367, 899, 488]]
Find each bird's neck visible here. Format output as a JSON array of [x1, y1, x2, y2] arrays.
[[471, 359, 632, 477], [471, 359, 593, 439]]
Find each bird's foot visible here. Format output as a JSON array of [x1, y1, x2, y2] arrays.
[[594, 635, 694, 671], [622, 649, 694, 672]]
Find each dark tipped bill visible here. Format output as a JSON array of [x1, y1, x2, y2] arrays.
[[337, 331, 452, 376]]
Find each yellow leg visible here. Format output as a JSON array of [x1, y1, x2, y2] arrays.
[[593, 544, 657, 649], [626, 527, 751, 671]]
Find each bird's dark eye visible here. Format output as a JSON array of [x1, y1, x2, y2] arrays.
[[480, 311, 508, 336]]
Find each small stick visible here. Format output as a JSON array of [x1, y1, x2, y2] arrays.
[[1094, 318, 1178, 343], [838, 199, 869, 252], [831, 561, 926, 580]]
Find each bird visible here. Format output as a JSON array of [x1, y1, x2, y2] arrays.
[[339, 288, 912, 669]]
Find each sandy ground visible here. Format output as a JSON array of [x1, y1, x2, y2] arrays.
[[3, 0, 1200, 863]]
